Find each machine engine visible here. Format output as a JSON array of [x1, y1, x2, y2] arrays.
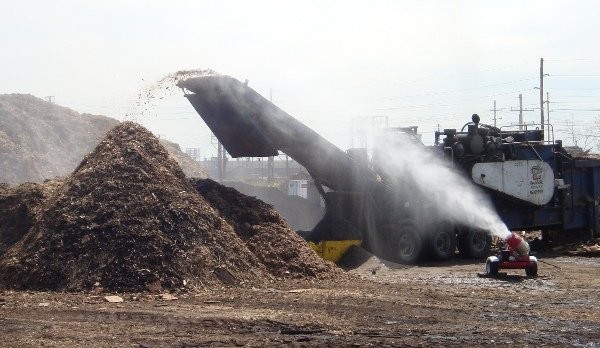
[[435, 114, 555, 206], [435, 114, 504, 163]]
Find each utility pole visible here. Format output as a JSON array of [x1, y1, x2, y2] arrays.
[[211, 133, 226, 182], [285, 155, 290, 182], [490, 100, 503, 127], [539, 58, 545, 138], [267, 89, 275, 183], [546, 92, 551, 139], [570, 115, 577, 145], [511, 94, 534, 130], [519, 94, 524, 127], [217, 141, 223, 182]]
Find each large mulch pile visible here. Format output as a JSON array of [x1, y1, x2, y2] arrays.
[[0, 122, 338, 292], [191, 179, 338, 278], [160, 139, 208, 178], [0, 181, 60, 256], [225, 181, 324, 231]]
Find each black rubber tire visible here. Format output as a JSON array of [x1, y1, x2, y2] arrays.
[[485, 259, 499, 276], [525, 262, 538, 277], [384, 222, 423, 264], [428, 227, 457, 261], [458, 228, 492, 259]]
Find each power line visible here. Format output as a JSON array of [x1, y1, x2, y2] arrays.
[[341, 61, 536, 89], [550, 87, 600, 91], [552, 108, 600, 112], [367, 77, 539, 101], [553, 95, 600, 98], [550, 74, 600, 77], [374, 88, 533, 111], [544, 58, 595, 62]]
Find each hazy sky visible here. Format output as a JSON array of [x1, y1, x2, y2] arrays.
[[2, 0, 600, 157]]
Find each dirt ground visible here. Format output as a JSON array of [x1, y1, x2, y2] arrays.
[[1, 253, 598, 347]]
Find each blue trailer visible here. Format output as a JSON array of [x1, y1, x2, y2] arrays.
[[435, 117, 600, 241]]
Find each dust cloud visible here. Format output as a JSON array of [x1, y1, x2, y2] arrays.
[[374, 132, 511, 240]]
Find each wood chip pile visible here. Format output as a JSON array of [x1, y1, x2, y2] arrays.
[[0, 122, 338, 292]]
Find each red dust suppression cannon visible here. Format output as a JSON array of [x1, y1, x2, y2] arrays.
[[485, 233, 538, 277]]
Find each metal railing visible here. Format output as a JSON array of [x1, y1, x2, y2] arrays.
[[499, 122, 555, 145]]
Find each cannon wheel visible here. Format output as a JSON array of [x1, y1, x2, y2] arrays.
[[485, 259, 499, 276], [525, 262, 538, 277]]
